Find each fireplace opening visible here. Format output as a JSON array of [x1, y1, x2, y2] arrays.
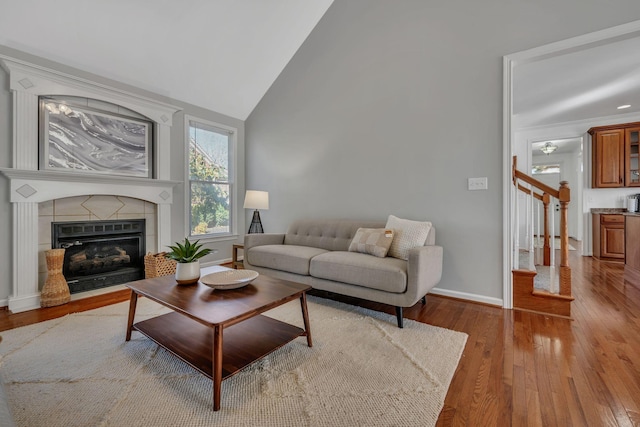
[[52, 219, 145, 293]]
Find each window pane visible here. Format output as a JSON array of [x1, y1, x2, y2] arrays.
[[190, 182, 230, 235], [189, 124, 229, 182], [532, 164, 560, 175]]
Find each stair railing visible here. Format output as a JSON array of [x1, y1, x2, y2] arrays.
[[512, 156, 571, 297]]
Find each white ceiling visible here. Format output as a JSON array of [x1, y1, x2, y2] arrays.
[[514, 34, 640, 129], [1, 3, 637, 126], [0, 0, 335, 120], [531, 137, 582, 157]]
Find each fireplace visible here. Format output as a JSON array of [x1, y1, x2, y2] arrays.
[[1, 55, 179, 313], [52, 219, 146, 293]]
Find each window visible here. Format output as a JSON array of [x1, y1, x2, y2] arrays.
[[187, 117, 235, 237], [532, 164, 560, 175]]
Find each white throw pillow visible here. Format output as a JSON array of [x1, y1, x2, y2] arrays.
[[385, 215, 432, 260]]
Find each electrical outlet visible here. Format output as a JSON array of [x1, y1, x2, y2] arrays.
[[468, 177, 488, 191]]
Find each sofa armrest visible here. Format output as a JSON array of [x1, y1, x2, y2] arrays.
[[244, 233, 285, 251], [405, 245, 443, 303], [243, 233, 285, 268]]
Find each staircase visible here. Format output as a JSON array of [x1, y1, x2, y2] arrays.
[[512, 156, 574, 317]]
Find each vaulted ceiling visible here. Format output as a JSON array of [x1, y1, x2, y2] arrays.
[[2, 3, 639, 127], [0, 0, 334, 120]]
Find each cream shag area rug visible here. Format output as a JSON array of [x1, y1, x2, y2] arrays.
[[0, 296, 467, 427]]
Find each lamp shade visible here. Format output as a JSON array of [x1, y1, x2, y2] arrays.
[[244, 190, 269, 210]]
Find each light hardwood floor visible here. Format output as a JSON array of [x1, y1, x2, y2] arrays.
[[1, 248, 639, 426]]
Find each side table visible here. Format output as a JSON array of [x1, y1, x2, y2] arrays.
[[232, 244, 244, 269]]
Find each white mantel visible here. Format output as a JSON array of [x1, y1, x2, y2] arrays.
[[0, 169, 179, 205], [0, 55, 182, 313]]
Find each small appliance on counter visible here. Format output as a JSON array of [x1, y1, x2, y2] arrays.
[[627, 194, 640, 212]]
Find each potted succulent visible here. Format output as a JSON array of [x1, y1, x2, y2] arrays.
[[166, 238, 212, 285]]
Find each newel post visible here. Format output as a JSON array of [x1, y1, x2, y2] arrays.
[[542, 193, 551, 266], [558, 181, 571, 296]]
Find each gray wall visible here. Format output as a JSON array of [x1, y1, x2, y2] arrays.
[[0, 46, 245, 304], [245, 0, 640, 302]]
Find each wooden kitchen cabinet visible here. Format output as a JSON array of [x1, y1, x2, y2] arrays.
[[625, 127, 640, 186], [593, 213, 625, 261], [590, 122, 640, 188], [624, 215, 640, 284]]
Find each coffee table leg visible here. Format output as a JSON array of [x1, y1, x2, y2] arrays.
[[125, 290, 138, 341], [212, 325, 223, 411], [300, 292, 313, 347]]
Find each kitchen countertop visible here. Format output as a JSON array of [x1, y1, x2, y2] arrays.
[[590, 208, 640, 216], [590, 208, 628, 214]]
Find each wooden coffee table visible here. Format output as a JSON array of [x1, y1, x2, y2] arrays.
[[125, 265, 312, 411]]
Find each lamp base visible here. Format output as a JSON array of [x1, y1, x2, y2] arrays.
[[248, 210, 264, 234]]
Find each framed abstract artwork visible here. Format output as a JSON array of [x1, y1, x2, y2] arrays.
[[39, 97, 154, 178]]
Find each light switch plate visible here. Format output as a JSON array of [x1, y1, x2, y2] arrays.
[[468, 177, 488, 190]]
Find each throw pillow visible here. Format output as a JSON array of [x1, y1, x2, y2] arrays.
[[348, 228, 395, 258], [385, 215, 432, 260]]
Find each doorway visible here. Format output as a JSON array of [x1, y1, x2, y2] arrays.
[[503, 20, 640, 309]]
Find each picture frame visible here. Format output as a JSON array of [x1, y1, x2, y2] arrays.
[[39, 97, 154, 178]]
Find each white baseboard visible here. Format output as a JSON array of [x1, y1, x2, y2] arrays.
[[8, 293, 41, 313], [430, 287, 503, 307], [0, 298, 8, 308]]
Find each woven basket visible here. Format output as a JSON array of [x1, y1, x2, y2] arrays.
[[144, 252, 177, 278], [41, 248, 71, 307]]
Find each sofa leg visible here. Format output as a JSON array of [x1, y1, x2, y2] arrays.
[[395, 306, 404, 328], [421, 296, 427, 305]]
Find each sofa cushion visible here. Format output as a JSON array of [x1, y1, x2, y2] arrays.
[[386, 215, 432, 260], [348, 228, 394, 258], [246, 244, 329, 275], [310, 251, 408, 293], [284, 220, 385, 251]]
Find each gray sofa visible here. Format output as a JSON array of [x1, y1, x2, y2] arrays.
[[244, 219, 443, 327]]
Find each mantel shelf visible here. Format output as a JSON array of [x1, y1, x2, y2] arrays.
[[0, 168, 181, 205], [0, 168, 181, 187]]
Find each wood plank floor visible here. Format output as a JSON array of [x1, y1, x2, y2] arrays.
[[1, 252, 639, 426]]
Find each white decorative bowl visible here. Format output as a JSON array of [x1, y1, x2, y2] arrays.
[[200, 269, 259, 290]]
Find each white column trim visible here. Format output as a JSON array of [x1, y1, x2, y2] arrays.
[[14, 91, 38, 170], [9, 203, 40, 312]]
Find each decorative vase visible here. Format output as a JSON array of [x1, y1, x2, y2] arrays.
[[41, 248, 71, 307], [175, 260, 201, 285]]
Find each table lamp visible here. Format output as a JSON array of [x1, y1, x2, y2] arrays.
[[244, 190, 269, 233]]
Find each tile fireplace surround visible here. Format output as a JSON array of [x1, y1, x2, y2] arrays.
[[39, 195, 158, 291], [0, 55, 182, 313]]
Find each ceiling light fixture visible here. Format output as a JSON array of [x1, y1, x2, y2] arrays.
[[540, 142, 558, 155], [618, 104, 631, 110]]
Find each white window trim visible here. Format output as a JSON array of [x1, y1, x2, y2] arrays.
[[184, 114, 238, 242]]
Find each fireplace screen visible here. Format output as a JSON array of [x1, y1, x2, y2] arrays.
[[52, 219, 145, 293]]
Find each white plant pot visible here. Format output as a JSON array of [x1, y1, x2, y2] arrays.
[[175, 260, 201, 285]]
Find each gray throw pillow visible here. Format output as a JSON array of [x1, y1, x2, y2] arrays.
[[348, 228, 395, 258]]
